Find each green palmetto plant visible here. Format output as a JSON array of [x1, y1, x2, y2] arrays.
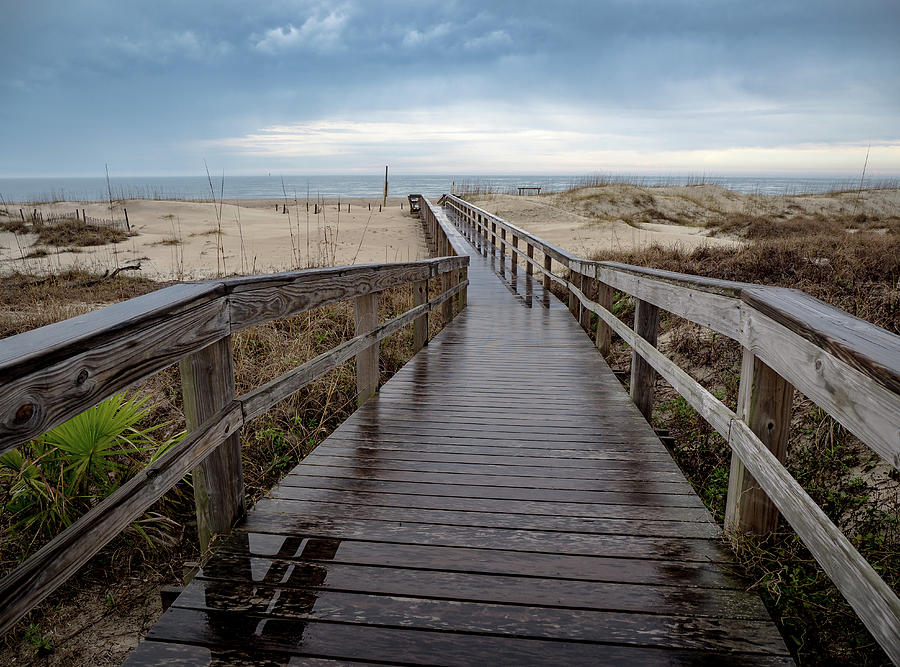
[[0, 393, 181, 546]]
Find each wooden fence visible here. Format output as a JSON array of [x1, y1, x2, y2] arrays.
[[0, 206, 469, 635], [442, 193, 900, 663]]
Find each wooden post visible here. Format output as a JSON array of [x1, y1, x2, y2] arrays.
[[526, 244, 534, 276], [19, 209, 24, 222], [596, 281, 614, 355], [567, 271, 578, 317], [383, 165, 388, 207], [511, 235, 518, 275], [491, 223, 497, 257], [413, 279, 428, 352], [441, 269, 454, 322], [500, 228, 506, 264], [354, 293, 379, 406], [725, 349, 794, 535], [543, 254, 552, 290], [123, 208, 130, 231], [179, 337, 245, 552], [461, 266, 468, 309], [579, 276, 593, 331], [630, 299, 660, 420]]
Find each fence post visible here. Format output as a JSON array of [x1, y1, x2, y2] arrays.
[[543, 255, 552, 290], [596, 281, 614, 355], [354, 293, 379, 406], [511, 235, 518, 275], [630, 299, 659, 420], [413, 279, 428, 352], [567, 269, 579, 317], [579, 276, 594, 331], [725, 348, 794, 535], [526, 244, 534, 276], [179, 337, 245, 552], [441, 269, 454, 322], [491, 223, 497, 257]]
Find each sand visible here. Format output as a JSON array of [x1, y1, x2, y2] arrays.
[[467, 184, 900, 257], [0, 197, 429, 280], [3, 185, 898, 279]]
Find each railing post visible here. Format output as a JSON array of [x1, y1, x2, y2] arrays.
[[543, 254, 552, 290], [354, 293, 379, 406], [413, 279, 428, 352], [596, 281, 613, 355], [526, 244, 534, 276], [630, 298, 659, 420], [491, 223, 497, 257], [567, 270, 579, 317], [179, 337, 245, 552], [511, 235, 518, 275], [725, 348, 794, 535], [441, 268, 454, 322], [579, 277, 594, 331]]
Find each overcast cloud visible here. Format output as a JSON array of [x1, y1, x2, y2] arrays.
[[1, 0, 898, 176]]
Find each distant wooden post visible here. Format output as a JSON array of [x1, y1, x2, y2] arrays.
[[82, 209, 86, 221], [354, 293, 379, 406], [596, 282, 614, 355], [725, 349, 794, 535], [511, 236, 518, 275], [123, 208, 130, 231], [179, 337, 245, 552], [413, 279, 428, 352], [491, 223, 497, 257], [543, 255, 552, 290], [526, 244, 534, 276], [19, 209, 24, 222], [383, 166, 388, 207], [630, 299, 660, 420]]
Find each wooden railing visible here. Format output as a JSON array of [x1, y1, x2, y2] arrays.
[[443, 193, 900, 663], [0, 207, 469, 635]]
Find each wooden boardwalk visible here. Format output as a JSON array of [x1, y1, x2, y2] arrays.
[[127, 209, 791, 665]]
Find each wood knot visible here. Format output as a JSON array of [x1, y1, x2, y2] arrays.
[[14, 403, 34, 425], [76, 369, 89, 385], [815, 359, 823, 371]]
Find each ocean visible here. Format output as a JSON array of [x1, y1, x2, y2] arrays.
[[0, 173, 892, 203]]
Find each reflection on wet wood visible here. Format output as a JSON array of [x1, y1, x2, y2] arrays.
[[127, 202, 791, 665]]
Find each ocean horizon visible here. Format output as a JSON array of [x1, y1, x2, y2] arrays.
[[1, 173, 896, 203]]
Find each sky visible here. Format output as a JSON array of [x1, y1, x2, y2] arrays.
[[1, 0, 898, 177]]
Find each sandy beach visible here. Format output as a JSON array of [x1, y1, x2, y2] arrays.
[[2, 185, 898, 279], [465, 184, 900, 258], [0, 197, 429, 280]]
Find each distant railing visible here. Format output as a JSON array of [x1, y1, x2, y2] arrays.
[[0, 206, 469, 634], [443, 193, 900, 663]]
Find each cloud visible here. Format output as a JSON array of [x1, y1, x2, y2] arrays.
[[205, 108, 900, 174], [254, 8, 350, 53], [402, 23, 452, 48], [108, 30, 232, 63], [462, 29, 512, 51]]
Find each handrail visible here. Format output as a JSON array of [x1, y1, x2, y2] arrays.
[[0, 236, 469, 635], [443, 193, 900, 663]]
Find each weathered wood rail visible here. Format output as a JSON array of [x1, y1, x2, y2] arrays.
[[443, 193, 900, 663], [0, 238, 469, 634]]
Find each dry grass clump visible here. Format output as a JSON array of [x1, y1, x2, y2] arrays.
[[596, 231, 899, 333], [0, 270, 164, 340], [34, 218, 131, 247]]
